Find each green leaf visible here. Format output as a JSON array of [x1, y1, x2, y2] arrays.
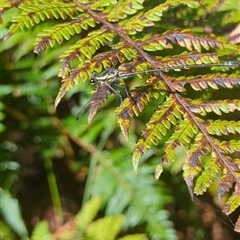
[[85, 215, 125, 240], [31, 221, 52, 240], [75, 196, 102, 231], [0, 188, 28, 240]]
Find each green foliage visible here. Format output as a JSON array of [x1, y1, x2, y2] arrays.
[[75, 196, 102, 233], [0, 101, 6, 132], [31, 221, 52, 240], [0, 188, 28, 240], [90, 150, 176, 239], [0, 220, 16, 240], [31, 197, 147, 240], [1, 0, 240, 238]]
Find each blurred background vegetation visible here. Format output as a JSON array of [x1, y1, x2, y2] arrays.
[[0, 1, 239, 240]]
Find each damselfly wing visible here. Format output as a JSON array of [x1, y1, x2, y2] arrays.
[[87, 84, 111, 123], [80, 60, 240, 122]]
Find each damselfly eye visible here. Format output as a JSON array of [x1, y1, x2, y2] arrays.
[[90, 78, 95, 85], [90, 71, 98, 85]]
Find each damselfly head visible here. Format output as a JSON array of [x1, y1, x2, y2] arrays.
[[90, 71, 98, 85]]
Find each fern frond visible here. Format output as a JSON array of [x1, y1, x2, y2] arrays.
[[4, 0, 240, 232], [121, 0, 200, 34], [223, 182, 240, 211], [116, 76, 169, 139], [31, 221, 52, 240], [118, 52, 221, 78], [217, 140, 240, 155], [142, 30, 223, 52], [34, 14, 96, 53], [194, 155, 222, 195], [163, 120, 199, 164], [189, 99, 240, 116], [90, 0, 118, 11], [131, 91, 240, 227], [0, 0, 12, 10], [175, 74, 240, 91], [0, 188, 28, 238], [56, 51, 121, 108], [87, 84, 113, 123], [182, 134, 204, 196], [106, 0, 144, 22], [206, 120, 240, 136], [0, 0, 16, 23], [85, 215, 125, 240], [235, 216, 240, 232], [49, 196, 147, 239], [0, 0, 12, 23], [132, 95, 183, 172], [58, 29, 116, 78], [155, 52, 220, 68], [75, 196, 102, 232], [4, 1, 79, 41], [220, 0, 240, 25], [217, 173, 234, 199]]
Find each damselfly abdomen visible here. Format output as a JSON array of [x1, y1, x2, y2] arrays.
[[81, 60, 240, 122]]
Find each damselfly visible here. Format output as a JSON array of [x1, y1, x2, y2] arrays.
[[81, 60, 240, 122]]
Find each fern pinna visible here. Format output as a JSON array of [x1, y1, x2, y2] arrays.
[[3, 0, 240, 232]]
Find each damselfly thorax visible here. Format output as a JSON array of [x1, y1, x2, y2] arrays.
[[83, 60, 240, 122]]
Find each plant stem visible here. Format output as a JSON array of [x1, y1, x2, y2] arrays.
[[44, 157, 63, 223]]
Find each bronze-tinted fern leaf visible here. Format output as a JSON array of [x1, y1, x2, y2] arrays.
[[142, 30, 223, 52], [235, 215, 240, 232], [55, 59, 95, 108], [154, 52, 221, 69], [116, 76, 170, 139], [218, 173, 235, 199], [132, 95, 183, 172], [216, 139, 240, 155], [223, 181, 240, 213], [182, 132, 211, 194], [87, 84, 113, 123], [175, 73, 240, 91], [58, 30, 116, 78], [118, 52, 221, 77], [59, 29, 116, 64], [221, 172, 240, 221], [189, 99, 240, 116]]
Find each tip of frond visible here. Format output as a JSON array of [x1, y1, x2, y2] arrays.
[[54, 91, 65, 109], [154, 164, 163, 180], [132, 156, 139, 174], [132, 142, 146, 174], [3, 32, 13, 41], [54, 76, 75, 108], [184, 176, 195, 200], [118, 118, 130, 141], [116, 106, 132, 141], [234, 216, 240, 233]]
